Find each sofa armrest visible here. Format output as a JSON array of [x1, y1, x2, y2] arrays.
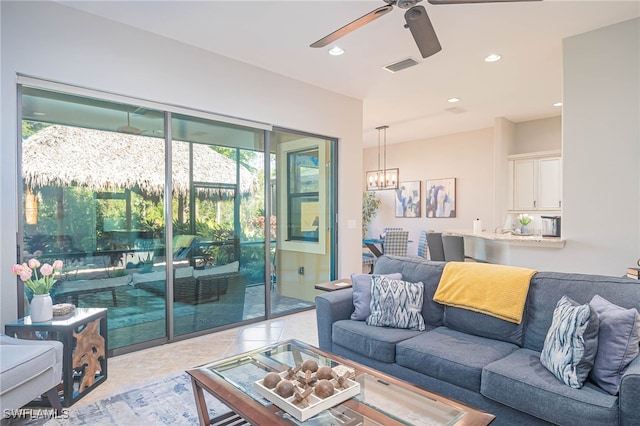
[[315, 289, 354, 353], [619, 354, 640, 425]]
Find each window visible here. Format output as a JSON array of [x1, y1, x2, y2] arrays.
[[287, 149, 319, 242]]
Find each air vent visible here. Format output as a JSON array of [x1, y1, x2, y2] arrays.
[[445, 106, 467, 114], [383, 57, 420, 73]]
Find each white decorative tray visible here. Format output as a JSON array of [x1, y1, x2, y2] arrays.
[[253, 365, 360, 422]]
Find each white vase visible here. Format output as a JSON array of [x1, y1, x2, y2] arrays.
[[30, 293, 53, 322], [521, 224, 530, 235]]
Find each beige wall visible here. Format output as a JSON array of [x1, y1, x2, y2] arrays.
[[0, 1, 364, 327], [512, 116, 562, 155], [364, 128, 495, 256]]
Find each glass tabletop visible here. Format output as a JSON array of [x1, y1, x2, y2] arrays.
[[201, 340, 466, 425]]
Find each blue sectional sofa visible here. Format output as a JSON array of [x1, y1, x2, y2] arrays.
[[315, 256, 640, 425]]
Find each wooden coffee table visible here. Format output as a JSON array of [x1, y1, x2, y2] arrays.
[[187, 339, 494, 425]]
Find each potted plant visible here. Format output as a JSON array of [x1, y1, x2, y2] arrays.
[[362, 192, 381, 238], [138, 251, 155, 273], [11, 257, 63, 322], [518, 214, 533, 234]]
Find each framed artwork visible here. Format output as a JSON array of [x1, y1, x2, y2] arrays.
[[425, 178, 456, 218], [395, 181, 421, 218]]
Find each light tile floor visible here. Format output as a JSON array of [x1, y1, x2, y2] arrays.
[[73, 309, 318, 408]]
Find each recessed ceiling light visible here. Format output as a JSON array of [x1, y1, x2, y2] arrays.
[[484, 54, 501, 62], [448, 97, 460, 103], [553, 102, 563, 107], [328, 46, 344, 56]]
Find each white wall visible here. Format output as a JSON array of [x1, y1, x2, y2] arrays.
[[559, 18, 639, 274], [0, 1, 364, 326], [364, 128, 495, 255], [465, 18, 639, 274], [364, 18, 639, 274]]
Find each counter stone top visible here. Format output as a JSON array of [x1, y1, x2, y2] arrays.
[[444, 229, 566, 248]]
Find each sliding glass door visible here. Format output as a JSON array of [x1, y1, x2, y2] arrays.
[[17, 80, 337, 354], [20, 86, 168, 350], [169, 114, 266, 336], [271, 129, 336, 316]]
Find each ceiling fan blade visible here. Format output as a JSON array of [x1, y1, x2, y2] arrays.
[[428, 0, 540, 4], [310, 5, 394, 48], [404, 6, 442, 58]]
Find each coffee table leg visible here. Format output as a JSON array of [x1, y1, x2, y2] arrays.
[[190, 378, 210, 426]]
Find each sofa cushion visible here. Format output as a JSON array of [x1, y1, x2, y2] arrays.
[[523, 271, 639, 352], [540, 296, 599, 389], [444, 306, 524, 346], [366, 276, 425, 331], [589, 294, 640, 395], [372, 256, 445, 327], [332, 320, 426, 363], [350, 272, 402, 321], [482, 348, 618, 425], [0, 345, 58, 394], [395, 326, 518, 392]]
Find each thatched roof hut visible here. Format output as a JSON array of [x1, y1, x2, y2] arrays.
[[22, 125, 257, 199]]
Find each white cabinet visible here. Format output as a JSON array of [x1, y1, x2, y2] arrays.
[[537, 157, 562, 210], [509, 152, 561, 211]]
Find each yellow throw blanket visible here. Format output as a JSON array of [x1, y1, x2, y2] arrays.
[[433, 262, 537, 324]]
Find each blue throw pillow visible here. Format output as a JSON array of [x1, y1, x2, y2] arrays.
[[540, 296, 599, 388], [589, 295, 640, 395], [350, 273, 402, 321], [366, 276, 425, 331]]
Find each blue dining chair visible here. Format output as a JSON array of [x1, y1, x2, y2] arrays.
[[442, 234, 466, 262], [382, 227, 403, 238], [426, 232, 445, 261], [417, 230, 428, 259], [383, 231, 409, 257]]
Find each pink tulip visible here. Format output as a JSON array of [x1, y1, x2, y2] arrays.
[[40, 263, 53, 276], [11, 264, 22, 275], [19, 269, 32, 281], [28, 258, 40, 269], [52, 260, 63, 270]]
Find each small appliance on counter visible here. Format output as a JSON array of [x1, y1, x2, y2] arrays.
[[541, 216, 561, 237]]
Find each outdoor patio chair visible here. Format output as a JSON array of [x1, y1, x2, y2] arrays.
[[172, 235, 198, 260]]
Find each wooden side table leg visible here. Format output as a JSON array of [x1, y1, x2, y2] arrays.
[[190, 378, 210, 426]]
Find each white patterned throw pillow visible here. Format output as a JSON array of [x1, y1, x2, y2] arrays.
[[366, 276, 425, 331], [540, 295, 600, 388]]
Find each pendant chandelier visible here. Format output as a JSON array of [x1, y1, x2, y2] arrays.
[[366, 125, 399, 191]]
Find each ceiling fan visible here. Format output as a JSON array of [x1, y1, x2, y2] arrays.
[[117, 112, 144, 135], [310, 0, 540, 59]]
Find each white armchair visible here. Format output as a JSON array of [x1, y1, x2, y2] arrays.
[[0, 334, 63, 413]]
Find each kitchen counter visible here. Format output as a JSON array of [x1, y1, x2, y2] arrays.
[[444, 229, 566, 248]]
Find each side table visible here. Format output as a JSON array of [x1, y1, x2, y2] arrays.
[[4, 308, 108, 408], [314, 278, 352, 292]]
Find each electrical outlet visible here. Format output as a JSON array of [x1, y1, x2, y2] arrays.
[[298, 266, 304, 275]]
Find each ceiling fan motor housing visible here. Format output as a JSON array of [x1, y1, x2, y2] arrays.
[[396, 0, 422, 9]]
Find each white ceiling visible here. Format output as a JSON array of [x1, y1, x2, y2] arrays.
[[58, 0, 639, 147]]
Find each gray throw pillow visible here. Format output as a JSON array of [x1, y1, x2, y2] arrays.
[[366, 276, 425, 331], [540, 296, 599, 388], [350, 273, 402, 321], [589, 295, 640, 395]]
